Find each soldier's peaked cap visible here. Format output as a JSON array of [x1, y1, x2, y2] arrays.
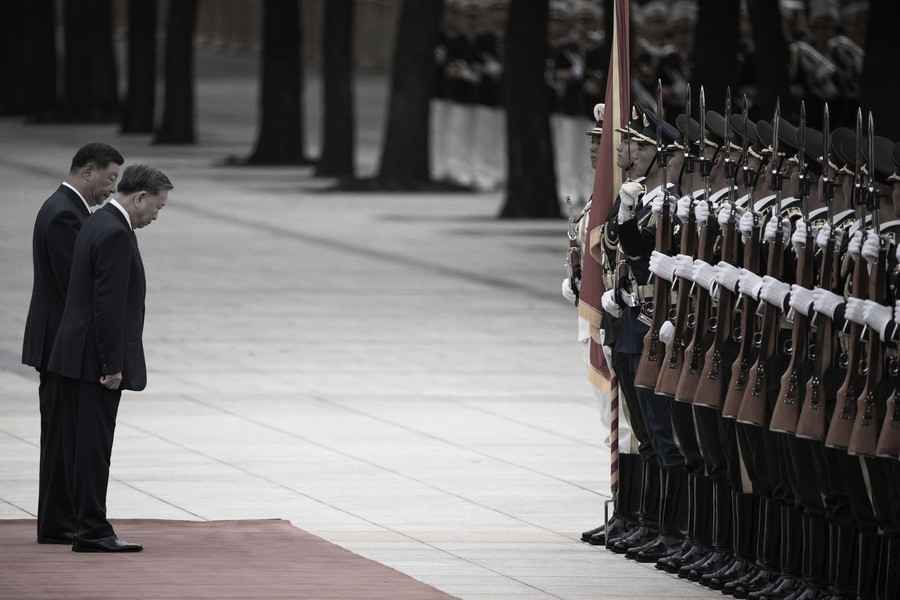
[[831, 127, 857, 167], [862, 135, 895, 182], [728, 114, 761, 148], [675, 114, 701, 144]]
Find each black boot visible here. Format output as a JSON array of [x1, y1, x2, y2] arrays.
[[630, 464, 686, 562], [856, 532, 880, 600], [731, 497, 780, 599], [751, 504, 803, 599], [693, 480, 734, 583], [822, 522, 856, 600], [783, 512, 828, 600], [584, 454, 638, 543], [608, 458, 659, 552], [717, 493, 759, 593], [677, 473, 715, 577], [657, 471, 699, 573]]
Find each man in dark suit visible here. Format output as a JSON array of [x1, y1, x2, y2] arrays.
[[48, 164, 172, 553], [22, 143, 124, 544]]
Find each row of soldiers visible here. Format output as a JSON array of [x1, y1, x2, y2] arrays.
[[564, 86, 900, 599]]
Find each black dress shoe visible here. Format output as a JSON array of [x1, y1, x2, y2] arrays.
[[599, 521, 638, 547], [677, 549, 713, 578], [37, 533, 75, 545], [733, 568, 775, 599], [749, 574, 797, 599], [609, 526, 657, 554], [783, 584, 822, 600], [630, 536, 682, 563], [72, 536, 143, 553], [581, 524, 605, 542], [703, 557, 751, 590], [655, 540, 694, 572], [723, 565, 761, 598]]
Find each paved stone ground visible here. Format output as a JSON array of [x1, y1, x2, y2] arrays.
[[0, 53, 720, 599]]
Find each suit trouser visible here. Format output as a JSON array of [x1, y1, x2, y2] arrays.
[[37, 372, 76, 539], [62, 378, 121, 541]]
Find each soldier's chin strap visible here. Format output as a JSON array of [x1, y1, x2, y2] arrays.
[[643, 153, 659, 180]]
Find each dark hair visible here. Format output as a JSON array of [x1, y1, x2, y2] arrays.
[[117, 164, 174, 195], [69, 143, 125, 174]]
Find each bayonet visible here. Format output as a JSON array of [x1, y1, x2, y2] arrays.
[[700, 86, 710, 197], [799, 100, 809, 224], [822, 103, 833, 230], [771, 99, 783, 237], [868, 111, 879, 234]]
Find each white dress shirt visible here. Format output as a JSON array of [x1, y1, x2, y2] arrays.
[[62, 181, 92, 215], [107, 198, 133, 230]]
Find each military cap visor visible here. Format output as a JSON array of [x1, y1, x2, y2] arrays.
[[831, 127, 858, 168], [615, 109, 680, 147], [728, 114, 760, 148], [861, 135, 895, 182], [705, 111, 736, 149]]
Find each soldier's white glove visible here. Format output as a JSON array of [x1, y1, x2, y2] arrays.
[[764, 216, 791, 242], [718, 202, 733, 225], [791, 219, 809, 251], [812, 287, 844, 320], [716, 262, 741, 292], [673, 254, 695, 280], [694, 200, 711, 224], [739, 211, 755, 237], [759, 275, 791, 309], [863, 301, 893, 341], [659, 320, 675, 345], [815, 224, 831, 249], [617, 181, 644, 224], [676, 195, 693, 223], [789, 284, 815, 316], [861, 231, 881, 264], [895, 300, 900, 329], [651, 192, 675, 216], [649, 251, 677, 281], [896, 244, 900, 266], [693, 260, 718, 291], [738, 269, 764, 300], [844, 297, 866, 326], [847, 230, 863, 258], [562, 278, 577, 304], [601, 288, 622, 318]]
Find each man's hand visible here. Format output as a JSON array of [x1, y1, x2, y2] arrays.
[[561, 278, 577, 304], [789, 284, 815, 317], [693, 260, 718, 291], [601, 289, 622, 318], [739, 211, 755, 240], [861, 231, 882, 264], [863, 301, 893, 341], [673, 254, 695, 280], [649, 251, 677, 281], [100, 372, 123, 390], [759, 276, 791, 309], [764, 216, 791, 243], [791, 218, 809, 252], [812, 287, 844, 319], [718, 202, 736, 225], [848, 230, 863, 258], [716, 262, 741, 292], [694, 200, 711, 224], [815, 224, 831, 249], [844, 297, 866, 326], [618, 181, 644, 224], [738, 269, 763, 300], [651, 191, 675, 216], [676, 195, 692, 223]]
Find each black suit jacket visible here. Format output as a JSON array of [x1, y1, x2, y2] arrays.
[[22, 185, 92, 371], [48, 204, 147, 391]]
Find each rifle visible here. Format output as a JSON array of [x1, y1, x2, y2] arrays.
[[826, 109, 868, 449], [635, 80, 675, 390], [695, 88, 739, 409], [737, 100, 787, 427], [848, 111, 888, 456], [771, 101, 815, 434], [676, 86, 717, 403], [722, 96, 763, 418], [657, 85, 697, 397], [877, 257, 900, 456], [797, 103, 840, 440]]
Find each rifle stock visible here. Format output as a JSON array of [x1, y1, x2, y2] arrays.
[[635, 196, 674, 389], [695, 217, 739, 409], [876, 354, 900, 458], [657, 212, 697, 397], [847, 245, 887, 456], [676, 218, 717, 403], [723, 225, 761, 418], [825, 252, 868, 448], [770, 237, 815, 434], [796, 229, 841, 440], [737, 227, 785, 426]]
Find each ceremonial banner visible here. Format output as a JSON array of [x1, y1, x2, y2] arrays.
[[579, 0, 630, 372]]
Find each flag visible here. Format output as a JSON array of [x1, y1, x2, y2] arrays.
[[579, 0, 631, 377]]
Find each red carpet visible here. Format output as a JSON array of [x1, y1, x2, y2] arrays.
[[0, 519, 460, 599]]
